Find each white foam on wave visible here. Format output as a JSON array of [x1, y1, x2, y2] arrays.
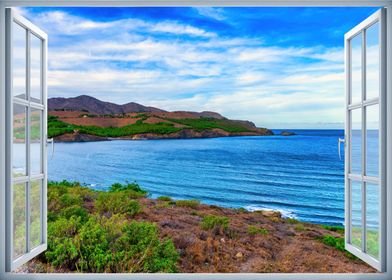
[[244, 205, 297, 219]]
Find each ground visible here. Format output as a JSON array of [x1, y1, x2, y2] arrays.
[[18, 182, 375, 274]]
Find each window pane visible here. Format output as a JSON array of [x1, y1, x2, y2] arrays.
[[13, 22, 27, 100], [31, 108, 42, 175], [351, 180, 362, 249], [30, 35, 42, 103], [366, 22, 380, 100], [366, 183, 379, 260], [366, 105, 379, 177], [13, 104, 27, 177], [13, 182, 26, 259], [30, 180, 42, 249], [351, 34, 362, 104], [351, 109, 362, 174]]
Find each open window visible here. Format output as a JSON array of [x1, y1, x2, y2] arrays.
[[5, 8, 48, 271], [0, 3, 390, 278], [343, 9, 386, 271]]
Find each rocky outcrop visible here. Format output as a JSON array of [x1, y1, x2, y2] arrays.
[[280, 131, 296, 136]]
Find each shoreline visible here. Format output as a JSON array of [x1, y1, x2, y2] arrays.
[[22, 180, 373, 273]]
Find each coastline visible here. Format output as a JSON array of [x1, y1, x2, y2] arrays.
[[21, 181, 374, 273], [52, 129, 274, 142]]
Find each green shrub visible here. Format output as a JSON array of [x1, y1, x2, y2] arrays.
[[76, 217, 111, 272], [112, 221, 179, 272], [49, 180, 80, 188], [320, 234, 345, 251], [157, 196, 172, 201], [238, 207, 248, 213], [44, 181, 179, 273], [294, 224, 305, 231], [95, 192, 141, 217], [286, 218, 299, 224], [175, 199, 200, 208], [322, 225, 345, 234], [318, 234, 357, 260], [61, 205, 89, 222], [248, 225, 269, 235], [45, 217, 81, 269], [200, 215, 229, 231], [109, 182, 147, 195]]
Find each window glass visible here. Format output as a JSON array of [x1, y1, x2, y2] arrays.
[[31, 108, 42, 175], [366, 183, 379, 260], [366, 105, 379, 177], [30, 180, 42, 249], [13, 182, 26, 259], [351, 109, 362, 175], [351, 180, 362, 249], [351, 34, 362, 104], [31, 34, 42, 103], [13, 22, 27, 100], [13, 104, 27, 177], [366, 22, 380, 100]]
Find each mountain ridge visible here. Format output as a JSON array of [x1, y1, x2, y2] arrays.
[[48, 95, 273, 141]]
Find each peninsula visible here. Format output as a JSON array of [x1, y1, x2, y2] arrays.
[[48, 95, 273, 142]]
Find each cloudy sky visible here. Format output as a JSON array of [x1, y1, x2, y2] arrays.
[[19, 7, 378, 128]]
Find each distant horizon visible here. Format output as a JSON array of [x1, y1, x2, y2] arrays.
[[18, 7, 376, 129]]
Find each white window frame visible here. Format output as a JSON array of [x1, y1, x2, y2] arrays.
[[0, 1, 391, 280], [5, 8, 48, 272], [344, 9, 387, 271]]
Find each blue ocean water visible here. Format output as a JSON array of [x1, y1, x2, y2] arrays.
[[48, 129, 351, 225]]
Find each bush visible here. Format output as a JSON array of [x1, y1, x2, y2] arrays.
[[112, 221, 179, 272], [44, 181, 180, 273], [318, 234, 357, 260], [320, 235, 345, 251], [322, 225, 345, 234], [248, 225, 269, 235], [294, 224, 305, 231], [95, 192, 141, 217], [200, 215, 229, 231], [45, 217, 81, 269], [49, 180, 80, 188], [109, 182, 147, 195], [76, 217, 111, 272], [175, 199, 200, 208], [157, 196, 172, 201], [286, 218, 299, 224], [61, 205, 89, 222]]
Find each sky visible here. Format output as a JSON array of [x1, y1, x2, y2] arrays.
[[18, 7, 379, 129]]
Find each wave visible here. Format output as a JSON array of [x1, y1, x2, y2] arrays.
[[244, 205, 297, 219]]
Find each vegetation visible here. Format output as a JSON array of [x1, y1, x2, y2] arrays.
[[200, 215, 229, 231], [166, 117, 253, 133], [247, 225, 269, 235], [286, 217, 299, 224], [47, 113, 266, 139], [48, 115, 182, 138], [109, 182, 147, 195], [175, 199, 200, 208], [43, 180, 179, 273], [21, 181, 374, 273], [157, 196, 172, 201], [322, 225, 344, 234]]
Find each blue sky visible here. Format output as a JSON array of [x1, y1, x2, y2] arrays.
[[18, 7, 378, 128]]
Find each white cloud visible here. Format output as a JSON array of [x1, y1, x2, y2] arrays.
[[194, 7, 227, 21], [20, 8, 347, 128]]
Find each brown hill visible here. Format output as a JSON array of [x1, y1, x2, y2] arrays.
[[48, 95, 274, 141], [48, 95, 165, 115]]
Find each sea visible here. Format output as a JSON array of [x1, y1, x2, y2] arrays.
[[47, 129, 361, 225]]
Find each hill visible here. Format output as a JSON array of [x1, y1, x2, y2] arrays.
[[49, 95, 165, 114], [20, 180, 374, 273], [48, 95, 273, 141]]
